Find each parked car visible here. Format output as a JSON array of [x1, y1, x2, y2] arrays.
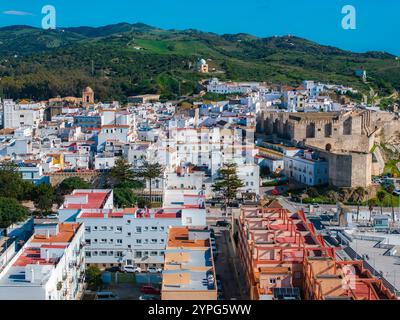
[[140, 285, 161, 295], [123, 265, 141, 273], [95, 291, 119, 300], [105, 266, 121, 272], [139, 294, 160, 300], [216, 220, 230, 228], [147, 267, 162, 273]]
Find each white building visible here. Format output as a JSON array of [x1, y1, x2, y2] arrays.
[[0, 221, 85, 300], [2, 100, 44, 129], [76, 207, 206, 270], [283, 149, 329, 186]]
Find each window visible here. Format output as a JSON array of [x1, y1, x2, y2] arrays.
[[116, 226, 123, 233], [136, 227, 142, 233], [109, 226, 114, 231], [127, 220, 131, 224], [144, 239, 149, 244], [85, 239, 91, 245], [160, 239, 164, 243], [100, 251, 107, 256], [100, 226, 107, 231], [135, 251, 142, 258], [150, 251, 157, 256], [85, 226, 91, 233], [151, 239, 157, 244], [100, 239, 107, 244], [85, 252, 91, 257], [108, 251, 114, 256], [93, 226, 98, 231], [160, 226, 165, 231], [151, 226, 157, 231], [116, 239, 123, 245], [144, 226, 149, 231], [136, 239, 142, 244], [93, 239, 98, 243], [93, 251, 98, 256], [127, 232, 131, 237], [269, 278, 276, 284]]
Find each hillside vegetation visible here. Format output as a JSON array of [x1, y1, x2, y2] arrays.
[[0, 23, 399, 101]]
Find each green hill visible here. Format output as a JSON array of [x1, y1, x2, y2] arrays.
[[0, 23, 399, 102]]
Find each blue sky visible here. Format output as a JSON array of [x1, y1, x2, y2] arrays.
[[1, 0, 399, 55]]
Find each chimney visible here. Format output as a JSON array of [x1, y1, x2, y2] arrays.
[[46, 250, 50, 262]]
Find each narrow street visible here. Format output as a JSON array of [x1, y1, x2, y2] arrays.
[[212, 225, 248, 300]]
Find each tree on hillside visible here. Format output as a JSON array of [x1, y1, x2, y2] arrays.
[[212, 163, 244, 209], [135, 161, 164, 205], [114, 188, 138, 208], [0, 162, 29, 200], [0, 197, 28, 228], [353, 186, 367, 222], [108, 158, 142, 188], [377, 190, 386, 215], [57, 177, 91, 195], [33, 184, 56, 214]]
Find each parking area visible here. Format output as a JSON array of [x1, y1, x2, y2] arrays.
[[86, 272, 162, 300]]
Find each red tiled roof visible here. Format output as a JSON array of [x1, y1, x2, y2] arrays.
[[64, 191, 109, 209]]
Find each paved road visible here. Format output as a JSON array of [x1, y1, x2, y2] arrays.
[[212, 225, 248, 300]]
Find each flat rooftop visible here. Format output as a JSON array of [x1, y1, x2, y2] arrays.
[[31, 223, 80, 244], [62, 190, 111, 210], [167, 227, 210, 248], [348, 237, 400, 291], [162, 269, 215, 292]]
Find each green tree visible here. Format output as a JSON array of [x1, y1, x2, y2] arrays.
[[114, 188, 138, 208], [85, 265, 103, 291], [307, 187, 319, 198], [353, 186, 366, 222], [0, 197, 28, 228], [385, 185, 395, 224], [108, 158, 137, 187], [212, 163, 244, 209], [377, 190, 386, 215], [33, 184, 56, 214], [57, 177, 91, 195], [367, 198, 377, 222], [136, 161, 164, 205], [326, 190, 340, 204], [0, 162, 25, 199]]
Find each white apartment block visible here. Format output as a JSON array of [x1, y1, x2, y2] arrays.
[[0, 221, 85, 300], [76, 207, 205, 270], [58, 189, 206, 270], [2, 100, 44, 129]]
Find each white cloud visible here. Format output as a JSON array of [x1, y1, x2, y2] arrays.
[[2, 10, 34, 16]]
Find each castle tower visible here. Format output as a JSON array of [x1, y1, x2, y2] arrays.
[[82, 86, 94, 104]]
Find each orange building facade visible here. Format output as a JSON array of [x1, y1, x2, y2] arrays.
[[237, 200, 397, 300]]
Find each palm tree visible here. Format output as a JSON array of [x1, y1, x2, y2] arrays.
[[385, 184, 395, 224], [353, 186, 366, 222], [377, 190, 386, 215], [367, 198, 377, 222], [136, 161, 164, 206]]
